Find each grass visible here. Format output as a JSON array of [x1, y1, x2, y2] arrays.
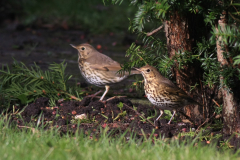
[[0, 116, 239, 160], [7, 0, 136, 34]]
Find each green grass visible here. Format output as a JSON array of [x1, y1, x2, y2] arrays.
[[0, 116, 239, 160], [8, 0, 136, 34]]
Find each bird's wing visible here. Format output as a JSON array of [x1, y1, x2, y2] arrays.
[[85, 51, 141, 75], [89, 63, 122, 71], [164, 85, 190, 98], [85, 51, 121, 71], [85, 51, 123, 71], [160, 81, 201, 105]]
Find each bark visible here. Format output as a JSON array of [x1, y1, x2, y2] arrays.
[[164, 11, 203, 122], [216, 11, 240, 135]]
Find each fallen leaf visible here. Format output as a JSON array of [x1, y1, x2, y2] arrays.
[[101, 123, 107, 128], [72, 110, 77, 115]]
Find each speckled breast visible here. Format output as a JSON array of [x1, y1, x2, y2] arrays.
[[144, 83, 179, 110], [78, 61, 127, 87]]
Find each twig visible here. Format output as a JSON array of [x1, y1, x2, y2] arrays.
[[123, 103, 155, 127], [106, 96, 127, 101], [195, 112, 216, 133], [60, 91, 82, 101], [212, 99, 220, 107], [228, 12, 240, 22], [146, 25, 164, 36], [231, 4, 240, 15]]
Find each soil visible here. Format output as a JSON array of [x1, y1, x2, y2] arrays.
[[11, 96, 196, 139], [8, 95, 240, 149], [5, 95, 240, 150]]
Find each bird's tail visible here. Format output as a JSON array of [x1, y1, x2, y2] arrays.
[[117, 69, 141, 77], [186, 97, 203, 106]]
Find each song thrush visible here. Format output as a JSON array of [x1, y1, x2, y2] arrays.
[[135, 64, 202, 125], [71, 43, 140, 101]]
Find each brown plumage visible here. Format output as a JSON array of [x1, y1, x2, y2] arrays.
[[135, 64, 202, 125], [71, 43, 140, 100]]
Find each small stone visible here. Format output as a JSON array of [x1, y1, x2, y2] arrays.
[[178, 122, 186, 126], [130, 117, 135, 120], [75, 114, 87, 120], [58, 98, 64, 103]]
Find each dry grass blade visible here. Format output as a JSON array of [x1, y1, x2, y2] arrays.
[[17, 125, 39, 134]]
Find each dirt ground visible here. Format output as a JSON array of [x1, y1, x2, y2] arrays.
[[6, 95, 240, 149], [12, 96, 195, 138]]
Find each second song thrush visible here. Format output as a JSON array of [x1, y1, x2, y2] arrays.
[[71, 43, 140, 101], [135, 64, 202, 125]]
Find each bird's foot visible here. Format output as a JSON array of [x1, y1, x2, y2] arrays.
[[106, 96, 127, 102], [99, 100, 107, 105], [86, 90, 103, 100]]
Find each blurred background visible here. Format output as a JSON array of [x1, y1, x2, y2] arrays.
[[0, 0, 144, 97], [0, 0, 136, 33], [0, 1, 137, 73]]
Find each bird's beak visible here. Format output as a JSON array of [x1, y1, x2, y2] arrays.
[[70, 44, 77, 49], [134, 67, 142, 72]]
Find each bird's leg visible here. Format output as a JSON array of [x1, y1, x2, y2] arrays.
[[100, 85, 110, 101], [154, 109, 164, 126], [167, 109, 176, 124]]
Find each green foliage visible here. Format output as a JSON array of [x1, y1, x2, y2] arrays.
[[129, 0, 170, 32], [212, 24, 240, 50], [0, 115, 239, 160], [117, 102, 124, 111], [0, 60, 83, 107], [119, 32, 169, 77], [112, 0, 240, 92], [233, 55, 240, 66]]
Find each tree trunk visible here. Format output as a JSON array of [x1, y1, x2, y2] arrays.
[[164, 11, 203, 122], [216, 11, 240, 136]]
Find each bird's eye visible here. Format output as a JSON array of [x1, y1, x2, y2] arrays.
[[146, 69, 150, 72], [81, 47, 85, 50]]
